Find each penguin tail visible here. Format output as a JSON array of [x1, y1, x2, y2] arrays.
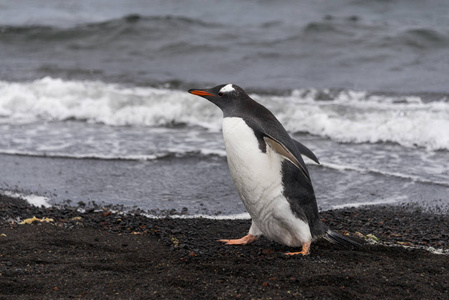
[[324, 230, 361, 248]]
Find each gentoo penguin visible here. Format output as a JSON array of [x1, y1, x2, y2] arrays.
[[188, 84, 359, 255]]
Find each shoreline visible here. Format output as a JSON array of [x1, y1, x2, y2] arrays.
[[2, 151, 448, 217], [1, 193, 448, 298]]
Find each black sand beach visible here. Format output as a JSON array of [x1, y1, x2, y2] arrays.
[[1, 194, 448, 299]]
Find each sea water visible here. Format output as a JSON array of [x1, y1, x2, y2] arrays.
[[0, 0, 448, 215]]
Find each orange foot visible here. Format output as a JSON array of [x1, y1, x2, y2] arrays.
[[284, 241, 311, 256], [219, 234, 258, 245]]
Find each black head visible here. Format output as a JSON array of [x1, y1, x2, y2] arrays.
[[188, 84, 252, 114]]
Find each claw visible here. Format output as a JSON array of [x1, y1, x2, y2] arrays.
[[219, 234, 258, 245]]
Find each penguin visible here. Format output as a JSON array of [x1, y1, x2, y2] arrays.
[[188, 84, 360, 255]]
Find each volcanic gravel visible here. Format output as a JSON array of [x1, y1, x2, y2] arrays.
[[1, 194, 448, 299]]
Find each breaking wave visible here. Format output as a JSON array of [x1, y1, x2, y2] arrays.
[[1, 77, 448, 151]]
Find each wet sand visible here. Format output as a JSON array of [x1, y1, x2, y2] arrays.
[[1, 194, 448, 299]]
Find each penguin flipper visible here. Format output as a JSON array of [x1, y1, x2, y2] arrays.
[[263, 136, 310, 180], [292, 139, 320, 164]]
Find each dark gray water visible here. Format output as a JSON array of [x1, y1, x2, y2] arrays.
[[0, 0, 448, 215], [2, 0, 449, 92]]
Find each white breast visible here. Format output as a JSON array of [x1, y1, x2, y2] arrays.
[[222, 117, 311, 246]]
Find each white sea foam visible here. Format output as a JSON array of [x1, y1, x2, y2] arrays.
[[143, 212, 251, 220], [1, 78, 449, 151], [320, 162, 449, 187], [267, 89, 449, 151], [331, 198, 398, 210], [2, 190, 51, 208], [0, 77, 222, 130]]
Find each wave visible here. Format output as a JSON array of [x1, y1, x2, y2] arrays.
[[0, 77, 222, 129], [0, 14, 220, 43], [267, 89, 449, 151], [3, 146, 446, 188], [254, 17, 449, 51], [1, 77, 449, 151], [0, 148, 227, 162], [320, 162, 449, 188], [0, 14, 218, 31], [4, 14, 449, 56]]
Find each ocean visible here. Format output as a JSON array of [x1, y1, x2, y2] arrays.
[[1, 0, 448, 215]]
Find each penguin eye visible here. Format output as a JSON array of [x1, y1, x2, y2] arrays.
[[218, 92, 224, 97]]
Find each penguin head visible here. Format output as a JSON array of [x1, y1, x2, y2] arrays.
[[188, 84, 250, 113]]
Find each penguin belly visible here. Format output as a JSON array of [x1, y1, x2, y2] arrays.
[[222, 117, 312, 247]]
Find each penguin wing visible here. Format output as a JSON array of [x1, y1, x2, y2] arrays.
[[292, 139, 320, 165], [263, 136, 311, 181]]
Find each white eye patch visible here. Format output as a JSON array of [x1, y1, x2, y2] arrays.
[[219, 84, 235, 93]]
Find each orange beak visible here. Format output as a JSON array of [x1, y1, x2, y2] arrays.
[[188, 89, 215, 97]]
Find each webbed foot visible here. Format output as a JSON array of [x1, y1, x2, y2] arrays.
[[219, 234, 258, 245], [284, 241, 311, 256]]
